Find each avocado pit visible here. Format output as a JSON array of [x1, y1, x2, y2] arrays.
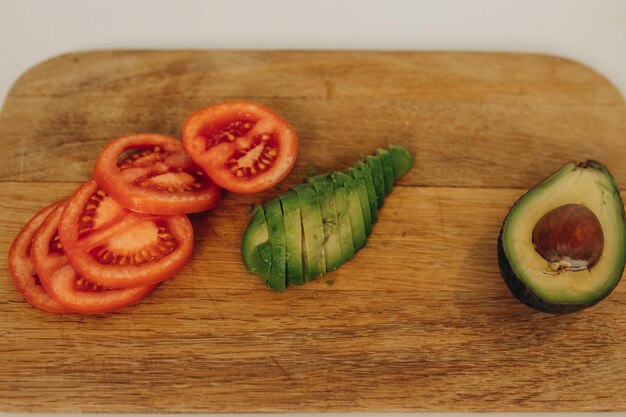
[[532, 203, 604, 272]]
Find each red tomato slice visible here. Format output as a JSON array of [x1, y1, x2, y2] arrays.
[[31, 203, 156, 314], [94, 133, 221, 215], [59, 180, 194, 289], [182, 101, 298, 193], [7, 202, 73, 313]]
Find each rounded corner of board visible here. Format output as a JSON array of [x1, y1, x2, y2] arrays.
[[527, 51, 624, 102]]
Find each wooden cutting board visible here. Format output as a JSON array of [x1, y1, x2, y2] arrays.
[[1, 50, 626, 413]]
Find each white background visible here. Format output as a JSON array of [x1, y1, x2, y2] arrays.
[[0, 0, 625, 416]]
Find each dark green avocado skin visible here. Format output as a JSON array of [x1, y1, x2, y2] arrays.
[[497, 160, 626, 314]]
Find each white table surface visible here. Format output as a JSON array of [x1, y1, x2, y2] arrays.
[[1, 0, 625, 416]]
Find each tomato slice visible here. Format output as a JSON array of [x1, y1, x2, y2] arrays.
[[59, 180, 194, 289], [182, 101, 298, 193], [31, 203, 156, 314], [94, 133, 221, 215], [7, 202, 73, 313]]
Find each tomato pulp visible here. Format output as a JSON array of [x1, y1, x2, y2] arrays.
[[58, 180, 194, 289], [31, 203, 156, 314], [182, 101, 298, 193], [94, 133, 221, 215]]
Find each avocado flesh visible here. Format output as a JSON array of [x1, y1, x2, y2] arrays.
[[332, 172, 367, 251], [353, 161, 378, 224], [264, 199, 287, 291], [499, 161, 626, 312], [327, 176, 356, 262], [306, 174, 357, 269], [366, 155, 386, 209], [294, 183, 326, 281], [376, 148, 395, 196], [241, 205, 272, 281], [346, 167, 374, 236], [389, 144, 415, 182], [280, 190, 304, 285], [309, 177, 345, 272]]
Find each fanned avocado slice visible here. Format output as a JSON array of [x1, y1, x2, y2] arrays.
[[325, 175, 356, 262], [241, 205, 272, 282], [264, 199, 287, 291], [294, 183, 326, 281], [352, 161, 378, 224], [389, 144, 415, 181], [331, 172, 367, 251], [308, 176, 344, 272], [346, 167, 373, 236], [366, 155, 386, 209], [498, 160, 626, 313], [376, 148, 394, 195], [280, 190, 304, 285]]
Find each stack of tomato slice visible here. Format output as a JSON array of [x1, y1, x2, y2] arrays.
[[8, 101, 298, 314]]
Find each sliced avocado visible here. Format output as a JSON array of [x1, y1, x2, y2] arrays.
[[241, 205, 272, 282], [309, 175, 355, 262], [294, 183, 326, 281], [388, 144, 415, 182], [366, 155, 386, 209], [321, 175, 356, 262], [242, 145, 415, 291], [346, 167, 373, 236], [376, 148, 395, 195], [498, 160, 626, 313], [264, 199, 287, 291], [353, 161, 378, 224], [308, 177, 344, 272], [279, 190, 303, 285], [331, 172, 367, 251]]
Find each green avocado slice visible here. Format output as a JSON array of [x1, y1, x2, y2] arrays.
[[346, 167, 373, 236], [241, 205, 272, 282], [279, 190, 304, 285], [294, 183, 326, 281], [366, 155, 386, 209], [331, 172, 367, 251], [498, 160, 626, 313], [264, 198, 287, 291], [318, 175, 356, 262], [388, 144, 415, 182], [352, 161, 378, 225], [376, 148, 394, 195], [308, 177, 344, 272]]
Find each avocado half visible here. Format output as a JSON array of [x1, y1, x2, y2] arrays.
[[498, 161, 626, 313]]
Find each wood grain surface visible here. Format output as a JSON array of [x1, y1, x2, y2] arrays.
[[1, 50, 626, 413]]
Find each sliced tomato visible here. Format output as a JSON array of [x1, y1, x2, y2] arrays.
[[7, 202, 72, 313], [93, 133, 221, 215], [31, 203, 156, 314], [59, 180, 194, 289], [182, 101, 298, 193]]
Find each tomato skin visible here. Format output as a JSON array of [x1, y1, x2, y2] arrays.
[[7, 202, 73, 314], [182, 101, 298, 194], [31, 203, 156, 314], [42, 264, 156, 314], [59, 180, 194, 289], [94, 133, 222, 215]]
